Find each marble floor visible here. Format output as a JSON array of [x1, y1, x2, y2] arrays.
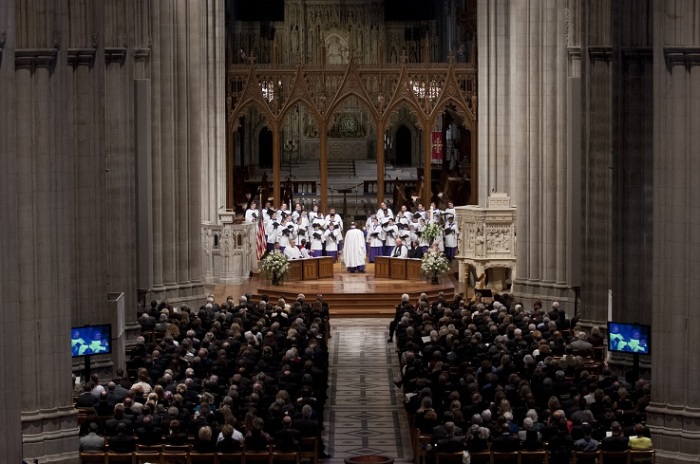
[[323, 318, 414, 464]]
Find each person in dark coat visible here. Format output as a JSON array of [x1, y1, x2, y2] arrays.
[[165, 419, 189, 446], [490, 424, 521, 452], [273, 415, 301, 451], [109, 422, 137, 453], [135, 415, 163, 446]]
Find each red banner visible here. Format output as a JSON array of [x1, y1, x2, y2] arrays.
[[431, 131, 443, 164]]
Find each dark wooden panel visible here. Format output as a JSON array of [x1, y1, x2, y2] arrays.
[[389, 258, 407, 279], [374, 257, 391, 278], [302, 258, 319, 280], [318, 257, 334, 278], [406, 259, 422, 281], [288, 260, 303, 281]]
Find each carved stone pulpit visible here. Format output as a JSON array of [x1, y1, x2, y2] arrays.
[[455, 193, 517, 292], [201, 211, 256, 284]]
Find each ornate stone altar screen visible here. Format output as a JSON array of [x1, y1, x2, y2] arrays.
[[227, 53, 477, 212]]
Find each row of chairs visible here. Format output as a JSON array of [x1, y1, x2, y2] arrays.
[[425, 448, 655, 464], [80, 443, 315, 464]]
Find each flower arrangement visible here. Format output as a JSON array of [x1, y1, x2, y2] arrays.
[[421, 249, 450, 283], [421, 222, 443, 245], [261, 251, 289, 284]]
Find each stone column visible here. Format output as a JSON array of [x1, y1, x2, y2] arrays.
[[610, 0, 654, 323], [646, 1, 700, 462], [0, 2, 23, 462], [158, 0, 178, 294], [104, 0, 139, 322], [477, 0, 515, 206], [202, 0, 227, 224], [148, 0, 205, 304], [13, 2, 80, 460], [508, 1, 576, 314], [150, 0, 164, 295], [176, 0, 191, 289], [578, 0, 614, 325], [187, 0, 204, 294]]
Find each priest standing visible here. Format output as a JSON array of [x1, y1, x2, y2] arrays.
[[343, 222, 367, 273]]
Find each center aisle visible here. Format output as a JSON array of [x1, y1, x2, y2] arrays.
[[324, 318, 414, 463]]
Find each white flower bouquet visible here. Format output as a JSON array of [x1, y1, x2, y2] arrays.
[[421, 249, 450, 283], [421, 222, 443, 246], [261, 251, 289, 284]]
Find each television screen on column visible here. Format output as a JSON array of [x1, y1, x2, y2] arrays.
[[607, 321, 651, 355], [71, 324, 112, 357]]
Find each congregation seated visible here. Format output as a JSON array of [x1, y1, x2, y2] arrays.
[[392, 293, 653, 464], [76, 292, 331, 459]]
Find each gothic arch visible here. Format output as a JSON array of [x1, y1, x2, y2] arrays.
[[325, 94, 378, 132], [278, 97, 323, 130], [230, 99, 276, 131]]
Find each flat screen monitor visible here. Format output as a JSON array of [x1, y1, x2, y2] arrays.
[[71, 324, 112, 357], [607, 321, 651, 355]]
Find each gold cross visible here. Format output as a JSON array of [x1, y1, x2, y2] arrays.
[[432, 138, 443, 153]]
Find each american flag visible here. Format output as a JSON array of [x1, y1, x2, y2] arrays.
[[256, 206, 267, 260]]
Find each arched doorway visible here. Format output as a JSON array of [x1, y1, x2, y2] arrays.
[[259, 128, 273, 168], [395, 125, 412, 166]]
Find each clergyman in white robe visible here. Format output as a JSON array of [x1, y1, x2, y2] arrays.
[[343, 223, 367, 273]]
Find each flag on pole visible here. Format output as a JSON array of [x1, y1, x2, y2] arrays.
[[431, 131, 443, 164], [256, 209, 267, 260]]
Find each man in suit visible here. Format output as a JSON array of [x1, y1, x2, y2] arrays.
[[294, 404, 330, 459], [571, 332, 594, 356], [79, 422, 105, 452], [109, 422, 136, 453], [600, 421, 629, 464], [274, 415, 301, 451], [105, 404, 133, 436], [407, 240, 424, 259], [135, 414, 162, 446], [490, 423, 521, 452]]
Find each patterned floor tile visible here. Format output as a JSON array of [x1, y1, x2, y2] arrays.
[[323, 319, 413, 462]]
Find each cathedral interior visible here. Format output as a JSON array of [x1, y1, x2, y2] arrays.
[[0, 0, 699, 462]]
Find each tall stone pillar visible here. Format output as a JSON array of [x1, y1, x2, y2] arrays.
[[477, 0, 516, 206], [610, 0, 654, 324], [104, 0, 139, 324], [148, 0, 205, 304], [202, 0, 227, 224], [187, 0, 204, 292], [151, 1, 165, 295], [478, 0, 581, 314], [12, 2, 80, 460], [578, 0, 614, 326], [646, 1, 700, 462], [0, 2, 24, 463]]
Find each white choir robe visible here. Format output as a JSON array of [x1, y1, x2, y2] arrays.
[[376, 208, 394, 224], [310, 229, 325, 256], [284, 246, 302, 260], [343, 228, 367, 272]]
